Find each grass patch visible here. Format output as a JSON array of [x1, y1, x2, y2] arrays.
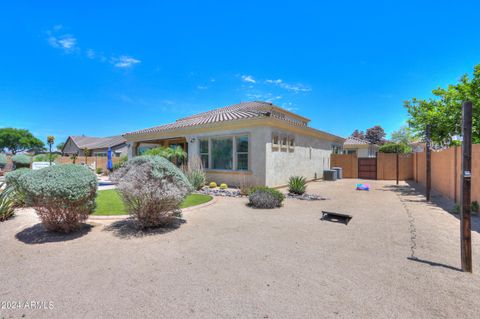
[[93, 190, 212, 216]]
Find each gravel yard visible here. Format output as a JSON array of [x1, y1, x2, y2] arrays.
[[1, 179, 480, 319]]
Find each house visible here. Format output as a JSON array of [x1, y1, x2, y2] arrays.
[[123, 101, 344, 187], [343, 136, 378, 157], [62, 135, 128, 157]]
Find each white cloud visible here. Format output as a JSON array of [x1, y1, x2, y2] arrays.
[[48, 34, 77, 53], [246, 92, 282, 102], [112, 55, 141, 68], [197, 85, 208, 90], [265, 78, 311, 93], [241, 75, 256, 83], [86, 49, 95, 59]]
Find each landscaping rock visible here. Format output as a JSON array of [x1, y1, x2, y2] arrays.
[[287, 193, 327, 201], [198, 187, 242, 197]]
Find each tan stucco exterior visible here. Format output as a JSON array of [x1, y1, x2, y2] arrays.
[[125, 118, 344, 187]]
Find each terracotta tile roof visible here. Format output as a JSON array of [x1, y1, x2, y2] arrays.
[[69, 135, 126, 149], [344, 136, 370, 145], [124, 101, 309, 136]]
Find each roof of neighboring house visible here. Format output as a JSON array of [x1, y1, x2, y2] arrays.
[[64, 135, 126, 151], [344, 136, 371, 145], [124, 101, 341, 140]]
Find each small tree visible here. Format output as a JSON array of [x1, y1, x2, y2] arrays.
[[83, 148, 91, 165], [365, 125, 386, 145], [47, 136, 55, 165], [56, 141, 65, 154], [70, 152, 78, 164], [351, 129, 365, 140]]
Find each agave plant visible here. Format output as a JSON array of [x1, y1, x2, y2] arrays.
[[288, 176, 307, 195], [0, 183, 16, 221]]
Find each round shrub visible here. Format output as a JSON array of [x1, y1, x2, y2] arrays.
[[209, 182, 217, 188], [111, 156, 192, 229], [379, 143, 412, 154], [18, 164, 97, 233], [248, 186, 285, 209], [12, 154, 32, 169], [220, 183, 228, 190], [0, 154, 7, 169]]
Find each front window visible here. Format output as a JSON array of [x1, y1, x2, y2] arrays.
[[236, 135, 249, 170], [211, 137, 233, 170], [199, 139, 209, 169]]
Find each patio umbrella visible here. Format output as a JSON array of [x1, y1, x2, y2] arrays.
[[107, 147, 113, 171]]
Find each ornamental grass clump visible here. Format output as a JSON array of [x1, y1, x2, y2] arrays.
[[18, 164, 97, 233], [0, 154, 7, 169], [248, 186, 285, 209], [12, 154, 32, 169], [5, 168, 31, 206], [111, 156, 192, 229], [288, 176, 307, 195]]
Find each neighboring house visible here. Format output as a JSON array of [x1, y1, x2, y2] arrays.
[[343, 136, 378, 157], [62, 135, 128, 157], [123, 101, 345, 187]]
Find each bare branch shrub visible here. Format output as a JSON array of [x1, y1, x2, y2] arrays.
[[111, 156, 192, 229]]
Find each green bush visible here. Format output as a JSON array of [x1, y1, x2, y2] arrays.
[[12, 154, 32, 169], [18, 164, 97, 233], [472, 201, 479, 214], [378, 143, 412, 154], [96, 167, 103, 175], [209, 182, 217, 188], [288, 176, 307, 195], [5, 168, 31, 206], [0, 154, 7, 169], [185, 169, 206, 191], [111, 156, 192, 229], [33, 153, 59, 162], [220, 183, 228, 190], [0, 183, 16, 221], [248, 186, 285, 208], [111, 155, 128, 171]]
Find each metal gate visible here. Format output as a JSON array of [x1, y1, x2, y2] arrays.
[[358, 158, 377, 179]]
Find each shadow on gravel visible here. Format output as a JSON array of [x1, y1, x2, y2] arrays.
[[16, 223, 92, 244], [407, 257, 462, 272], [103, 218, 186, 239], [382, 181, 480, 233]]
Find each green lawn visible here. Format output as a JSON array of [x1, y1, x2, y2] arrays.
[[93, 189, 212, 216]]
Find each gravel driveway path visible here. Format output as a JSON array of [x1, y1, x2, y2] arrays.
[[1, 179, 479, 319]]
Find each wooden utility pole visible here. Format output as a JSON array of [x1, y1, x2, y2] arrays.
[[461, 101, 473, 273], [396, 152, 399, 185], [426, 125, 431, 201]]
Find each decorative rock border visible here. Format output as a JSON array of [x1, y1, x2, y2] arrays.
[[197, 187, 243, 197]]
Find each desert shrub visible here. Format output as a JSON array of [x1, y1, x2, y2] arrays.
[[288, 176, 307, 195], [0, 183, 16, 221], [5, 168, 31, 206], [33, 153, 60, 162], [248, 187, 285, 209], [183, 155, 206, 191], [379, 143, 412, 154], [111, 156, 192, 229], [185, 170, 206, 191], [18, 164, 97, 233], [0, 154, 7, 169], [220, 183, 228, 190], [472, 201, 479, 214], [209, 182, 217, 188], [12, 154, 32, 169], [111, 155, 128, 171], [452, 203, 460, 214], [96, 167, 103, 175]]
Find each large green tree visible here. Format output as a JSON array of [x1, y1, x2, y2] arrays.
[[390, 125, 415, 144], [0, 128, 44, 154], [404, 64, 480, 145]]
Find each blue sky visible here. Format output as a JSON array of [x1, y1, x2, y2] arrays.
[[1, 1, 480, 145]]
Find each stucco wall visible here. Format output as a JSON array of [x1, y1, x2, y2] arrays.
[[187, 127, 270, 186], [265, 128, 333, 187]]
